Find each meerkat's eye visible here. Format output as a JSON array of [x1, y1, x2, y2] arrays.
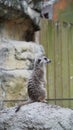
[[44, 57, 47, 60], [38, 58, 41, 63]]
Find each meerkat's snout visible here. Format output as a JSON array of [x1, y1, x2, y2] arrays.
[[41, 56, 51, 64], [47, 59, 51, 64]]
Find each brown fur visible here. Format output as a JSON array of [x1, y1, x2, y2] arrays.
[[15, 56, 51, 112]]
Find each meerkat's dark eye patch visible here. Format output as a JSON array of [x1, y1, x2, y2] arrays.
[[44, 57, 47, 60]]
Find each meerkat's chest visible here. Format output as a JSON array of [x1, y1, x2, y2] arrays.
[[43, 65, 47, 84]]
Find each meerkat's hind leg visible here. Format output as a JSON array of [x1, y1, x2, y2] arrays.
[[41, 100, 48, 104], [37, 96, 48, 104]]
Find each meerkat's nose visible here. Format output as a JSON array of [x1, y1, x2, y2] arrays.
[[47, 59, 51, 63]]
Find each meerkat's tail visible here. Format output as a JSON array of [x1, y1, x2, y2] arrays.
[[15, 100, 33, 112]]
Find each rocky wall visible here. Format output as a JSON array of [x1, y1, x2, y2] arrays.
[[0, 40, 44, 109]]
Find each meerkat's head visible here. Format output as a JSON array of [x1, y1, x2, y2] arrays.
[[34, 56, 51, 68]]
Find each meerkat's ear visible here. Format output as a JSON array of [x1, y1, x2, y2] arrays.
[[34, 55, 41, 62]]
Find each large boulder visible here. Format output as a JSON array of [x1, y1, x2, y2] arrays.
[[0, 102, 73, 130], [0, 40, 44, 109]]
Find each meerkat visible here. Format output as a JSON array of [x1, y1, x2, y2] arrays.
[[15, 55, 51, 112]]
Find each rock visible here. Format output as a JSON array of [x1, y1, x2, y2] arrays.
[[0, 0, 41, 42], [0, 0, 40, 30], [32, 0, 43, 12], [0, 0, 41, 46], [0, 40, 44, 69], [0, 40, 44, 108], [0, 102, 73, 130], [0, 69, 32, 105]]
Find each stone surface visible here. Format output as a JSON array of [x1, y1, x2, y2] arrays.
[[0, 0, 41, 42], [0, 19, 37, 41], [0, 102, 73, 130], [0, 40, 44, 109], [0, 40, 44, 69], [0, 0, 40, 31]]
